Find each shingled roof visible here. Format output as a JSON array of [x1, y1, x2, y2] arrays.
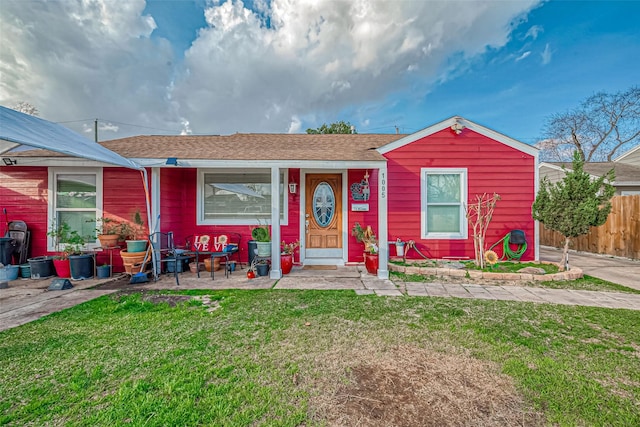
[[12, 133, 407, 162], [546, 161, 640, 184]]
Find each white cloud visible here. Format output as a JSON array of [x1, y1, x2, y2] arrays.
[[541, 43, 552, 65], [515, 51, 531, 62], [287, 116, 302, 133], [0, 0, 178, 134], [180, 118, 192, 135], [524, 25, 543, 40], [0, 0, 542, 137]]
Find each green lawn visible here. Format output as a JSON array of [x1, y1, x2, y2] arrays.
[[1, 290, 639, 426]]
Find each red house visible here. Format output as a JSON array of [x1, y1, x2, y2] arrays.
[[0, 116, 539, 279]]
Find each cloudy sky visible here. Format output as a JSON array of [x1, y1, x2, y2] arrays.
[[1, 0, 638, 144]]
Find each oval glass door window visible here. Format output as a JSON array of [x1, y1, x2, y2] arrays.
[[313, 182, 335, 227]]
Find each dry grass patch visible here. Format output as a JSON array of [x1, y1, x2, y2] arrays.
[[306, 343, 544, 426]]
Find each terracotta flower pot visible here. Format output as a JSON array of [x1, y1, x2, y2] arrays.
[[97, 234, 119, 248], [204, 257, 221, 272], [120, 250, 148, 274]]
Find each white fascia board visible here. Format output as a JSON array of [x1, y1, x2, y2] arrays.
[[133, 158, 387, 170], [2, 157, 119, 168], [377, 116, 538, 157], [538, 162, 566, 172], [614, 181, 640, 186], [613, 144, 640, 162]]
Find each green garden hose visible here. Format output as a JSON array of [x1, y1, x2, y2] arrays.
[[489, 233, 527, 260]]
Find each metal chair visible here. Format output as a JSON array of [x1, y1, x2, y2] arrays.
[[149, 231, 185, 285]]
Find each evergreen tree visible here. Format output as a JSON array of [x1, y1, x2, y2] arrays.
[[532, 151, 615, 270]]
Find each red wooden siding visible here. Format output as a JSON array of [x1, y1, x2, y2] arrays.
[[347, 169, 379, 262], [384, 128, 536, 261], [102, 168, 149, 271], [0, 166, 49, 259], [159, 168, 302, 264]]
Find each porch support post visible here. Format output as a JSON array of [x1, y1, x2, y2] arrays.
[[150, 167, 160, 232], [377, 164, 389, 279], [150, 167, 161, 279], [270, 166, 282, 279]]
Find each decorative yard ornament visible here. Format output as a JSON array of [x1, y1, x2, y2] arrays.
[[350, 170, 370, 201]]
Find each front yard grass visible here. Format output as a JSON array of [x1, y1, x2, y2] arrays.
[[1, 290, 639, 426]]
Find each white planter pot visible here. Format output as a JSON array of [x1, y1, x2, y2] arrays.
[[395, 243, 405, 257], [256, 242, 271, 257]]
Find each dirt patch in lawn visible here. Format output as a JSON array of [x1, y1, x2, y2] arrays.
[[309, 344, 544, 426], [95, 275, 194, 307]]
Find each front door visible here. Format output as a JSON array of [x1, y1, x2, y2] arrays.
[[305, 173, 343, 260]]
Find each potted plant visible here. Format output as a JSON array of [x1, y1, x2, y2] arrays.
[[118, 210, 149, 274], [252, 223, 271, 257], [280, 240, 299, 275], [95, 217, 120, 247], [351, 222, 378, 275], [96, 263, 111, 278], [120, 209, 148, 253], [255, 258, 270, 276], [47, 221, 93, 279]]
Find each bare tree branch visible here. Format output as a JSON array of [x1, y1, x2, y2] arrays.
[[537, 86, 640, 162]]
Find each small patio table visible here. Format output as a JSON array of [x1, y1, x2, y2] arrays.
[[184, 250, 230, 280]]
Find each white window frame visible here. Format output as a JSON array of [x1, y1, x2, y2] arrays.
[[47, 167, 103, 251], [420, 168, 468, 239], [197, 168, 288, 225]]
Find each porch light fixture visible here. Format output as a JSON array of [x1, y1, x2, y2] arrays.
[[451, 121, 465, 135], [2, 158, 17, 166], [165, 157, 178, 166], [288, 182, 298, 194]]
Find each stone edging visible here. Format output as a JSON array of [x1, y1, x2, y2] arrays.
[[389, 261, 583, 281]]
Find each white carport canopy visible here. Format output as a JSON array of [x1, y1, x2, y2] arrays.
[[0, 106, 157, 276], [0, 106, 141, 170]]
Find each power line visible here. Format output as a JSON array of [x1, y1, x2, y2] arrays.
[[55, 118, 182, 134], [101, 120, 182, 133]]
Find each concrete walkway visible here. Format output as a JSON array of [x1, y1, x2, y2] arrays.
[[402, 282, 640, 310], [540, 246, 640, 290]]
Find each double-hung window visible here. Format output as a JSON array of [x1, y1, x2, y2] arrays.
[[48, 168, 102, 251], [421, 168, 467, 239], [198, 169, 287, 224]]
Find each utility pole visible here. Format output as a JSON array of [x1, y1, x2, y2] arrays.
[[94, 119, 98, 142]]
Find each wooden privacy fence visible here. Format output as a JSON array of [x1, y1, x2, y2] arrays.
[[540, 195, 640, 260]]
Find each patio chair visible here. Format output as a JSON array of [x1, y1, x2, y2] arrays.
[[149, 231, 186, 285]]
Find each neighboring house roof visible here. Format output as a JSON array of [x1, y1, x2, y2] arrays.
[[614, 144, 640, 166], [12, 133, 406, 162], [540, 162, 640, 187], [377, 116, 538, 157]]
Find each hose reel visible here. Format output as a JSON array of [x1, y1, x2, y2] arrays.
[[489, 230, 527, 261]]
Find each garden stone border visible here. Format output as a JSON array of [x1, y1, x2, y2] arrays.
[[389, 260, 583, 281]]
